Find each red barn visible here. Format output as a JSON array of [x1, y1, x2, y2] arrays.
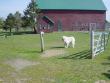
[[37, 0, 107, 32]]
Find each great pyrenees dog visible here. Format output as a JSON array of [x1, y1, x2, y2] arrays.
[[62, 36, 75, 48]]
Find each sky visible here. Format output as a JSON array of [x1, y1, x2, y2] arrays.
[[0, 0, 110, 21], [103, 0, 110, 21], [0, 0, 30, 19]]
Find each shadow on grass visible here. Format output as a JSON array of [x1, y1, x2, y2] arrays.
[[50, 46, 64, 49], [102, 62, 110, 79], [106, 56, 110, 61], [102, 70, 110, 79], [20, 50, 42, 54], [0, 31, 35, 36], [59, 50, 91, 59], [12, 31, 35, 35], [102, 62, 110, 65]]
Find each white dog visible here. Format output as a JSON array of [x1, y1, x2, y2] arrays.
[[62, 36, 75, 48]]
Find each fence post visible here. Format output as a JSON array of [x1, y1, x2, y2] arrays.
[[40, 31, 44, 52], [90, 28, 92, 58], [104, 32, 110, 50], [90, 28, 94, 59], [103, 32, 105, 50]]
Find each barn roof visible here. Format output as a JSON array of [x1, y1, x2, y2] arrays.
[[36, 0, 106, 11]]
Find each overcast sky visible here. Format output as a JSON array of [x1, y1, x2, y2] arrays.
[[0, 0, 110, 21]]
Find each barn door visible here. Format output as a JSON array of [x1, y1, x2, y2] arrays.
[[89, 23, 97, 31], [57, 20, 62, 32]]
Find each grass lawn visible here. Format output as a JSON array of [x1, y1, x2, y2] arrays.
[[0, 31, 110, 83]]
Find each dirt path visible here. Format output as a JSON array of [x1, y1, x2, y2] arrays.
[[2, 58, 41, 83], [5, 58, 40, 71]]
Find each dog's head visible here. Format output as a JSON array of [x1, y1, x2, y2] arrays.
[[62, 36, 68, 42], [62, 36, 67, 39], [62, 36, 65, 40]]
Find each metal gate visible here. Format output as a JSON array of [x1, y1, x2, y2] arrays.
[[90, 30, 109, 58]]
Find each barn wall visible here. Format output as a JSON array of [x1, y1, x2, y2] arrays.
[[38, 10, 106, 32]]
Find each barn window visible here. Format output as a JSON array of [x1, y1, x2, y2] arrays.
[[47, 25, 50, 29], [39, 24, 42, 29], [43, 26, 46, 29]]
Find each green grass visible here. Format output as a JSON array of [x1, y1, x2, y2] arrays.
[[0, 31, 110, 83]]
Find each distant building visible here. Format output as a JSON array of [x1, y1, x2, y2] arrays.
[[36, 0, 107, 32]]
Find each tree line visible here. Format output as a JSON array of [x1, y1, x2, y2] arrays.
[[0, 0, 40, 33]]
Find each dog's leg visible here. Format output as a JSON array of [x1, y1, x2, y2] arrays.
[[72, 44, 74, 48], [64, 42, 67, 48], [66, 43, 69, 48], [72, 41, 75, 48], [64, 42, 68, 48]]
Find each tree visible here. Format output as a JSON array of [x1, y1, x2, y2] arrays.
[[22, 16, 30, 29], [4, 13, 15, 34], [0, 17, 4, 30], [22, 15, 32, 31], [24, 0, 40, 33], [14, 11, 22, 32]]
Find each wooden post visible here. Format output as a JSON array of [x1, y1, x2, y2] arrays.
[[40, 31, 44, 52]]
